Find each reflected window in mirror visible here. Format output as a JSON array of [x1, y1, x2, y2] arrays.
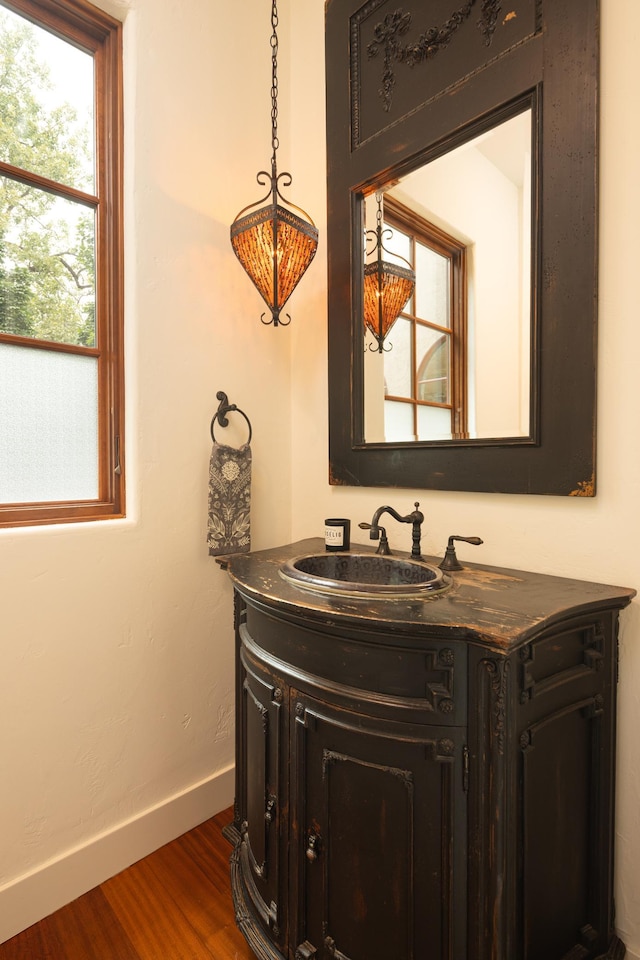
[[361, 107, 533, 446], [365, 196, 468, 443]]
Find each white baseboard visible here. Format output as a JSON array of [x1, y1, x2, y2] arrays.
[[0, 764, 234, 945]]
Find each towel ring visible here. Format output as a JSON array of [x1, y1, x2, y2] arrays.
[[210, 390, 252, 445]]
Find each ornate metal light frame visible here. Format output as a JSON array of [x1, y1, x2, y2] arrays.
[[230, 0, 318, 327], [363, 192, 415, 352]]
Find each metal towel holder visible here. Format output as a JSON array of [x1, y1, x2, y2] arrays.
[[210, 390, 252, 444]]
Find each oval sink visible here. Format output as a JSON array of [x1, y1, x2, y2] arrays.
[[280, 552, 448, 599]]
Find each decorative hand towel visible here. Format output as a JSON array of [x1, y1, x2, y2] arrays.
[[207, 442, 251, 556]]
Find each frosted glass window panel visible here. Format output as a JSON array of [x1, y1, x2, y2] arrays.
[[0, 6, 95, 191], [415, 243, 450, 327], [0, 344, 98, 503], [417, 328, 450, 404], [384, 400, 414, 442], [0, 178, 96, 346], [417, 404, 452, 442], [383, 317, 412, 398]]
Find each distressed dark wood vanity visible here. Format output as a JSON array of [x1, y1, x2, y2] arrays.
[[223, 540, 634, 960]]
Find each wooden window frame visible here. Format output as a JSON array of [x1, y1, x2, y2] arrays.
[[383, 196, 468, 441], [0, 0, 124, 527]]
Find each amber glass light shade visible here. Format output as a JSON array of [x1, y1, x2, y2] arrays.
[[363, 259, 415, 350], [231, 202, 318, 326], [230, 0, 318, 327]]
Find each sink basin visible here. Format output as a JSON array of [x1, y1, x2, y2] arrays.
[[279, 552, 448, 599]]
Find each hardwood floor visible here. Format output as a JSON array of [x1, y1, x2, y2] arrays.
[[0, 807, 255, 960]]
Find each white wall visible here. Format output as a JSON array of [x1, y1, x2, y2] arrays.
[[289, 0, 640, 955], [0, 0, 300, 943], [394, 143, 527, 439]]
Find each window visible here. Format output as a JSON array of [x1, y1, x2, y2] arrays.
[[381, 196, 467, 442], [0, 0, 123, 526]]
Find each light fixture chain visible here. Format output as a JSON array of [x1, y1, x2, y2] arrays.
[[270, 0, 279, 168]]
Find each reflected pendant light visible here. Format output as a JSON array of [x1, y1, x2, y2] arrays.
[[230, 0, 318, 327], [363, 192, 415, 352]]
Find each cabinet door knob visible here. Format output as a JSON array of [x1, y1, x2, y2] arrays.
[[306, 833, 321, 862]]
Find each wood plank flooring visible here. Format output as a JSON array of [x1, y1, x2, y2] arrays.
[[0, 807, 255, 960]]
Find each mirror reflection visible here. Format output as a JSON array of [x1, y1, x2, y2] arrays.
[[362, 108, 532, 444]]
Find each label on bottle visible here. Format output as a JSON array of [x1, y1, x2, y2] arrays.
[[325, 525, 344, 547], [324, 518, 350, 551]]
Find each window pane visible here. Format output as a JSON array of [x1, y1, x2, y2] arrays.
[[0, 175, 96, 346], [415, 243, 450, 327], [383, 221, 411, 265], [384, 400, 414, 442], [0, 343, 98, 503], [417, 328, 450, 403], [0, 5, 95, 191], [383, 317, 412, 398], [383, 223, 414, 313], [417, 404, 452, 442]]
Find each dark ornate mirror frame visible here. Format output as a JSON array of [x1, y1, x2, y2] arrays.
[[326, 0, 599, 496]]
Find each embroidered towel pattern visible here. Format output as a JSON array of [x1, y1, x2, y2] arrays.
[[207, 442, 251, 556]]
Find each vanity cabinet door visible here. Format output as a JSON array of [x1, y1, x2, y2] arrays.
[[518, 694, 614, 960], [290, 691, 467, 960], [515, 616, 619, 960], [236, 645, 287, 952]]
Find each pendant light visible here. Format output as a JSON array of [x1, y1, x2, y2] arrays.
[[363, 192, 415, 352], [230, 0, 318, 327]]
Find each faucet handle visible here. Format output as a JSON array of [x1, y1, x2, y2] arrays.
[[439, 535, 483, 571], [358, 521, 391, 554]]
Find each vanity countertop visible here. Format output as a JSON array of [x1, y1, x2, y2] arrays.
[[224, 539, 635, 653]]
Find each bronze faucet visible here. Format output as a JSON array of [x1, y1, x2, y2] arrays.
[[359, 502, 424, 559]]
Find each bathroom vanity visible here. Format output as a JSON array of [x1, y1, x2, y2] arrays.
[[223, 540, 634, 960]]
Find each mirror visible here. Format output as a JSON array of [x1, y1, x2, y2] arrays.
[[362, 108, 532, 444], [326, 0, 599, 496]]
